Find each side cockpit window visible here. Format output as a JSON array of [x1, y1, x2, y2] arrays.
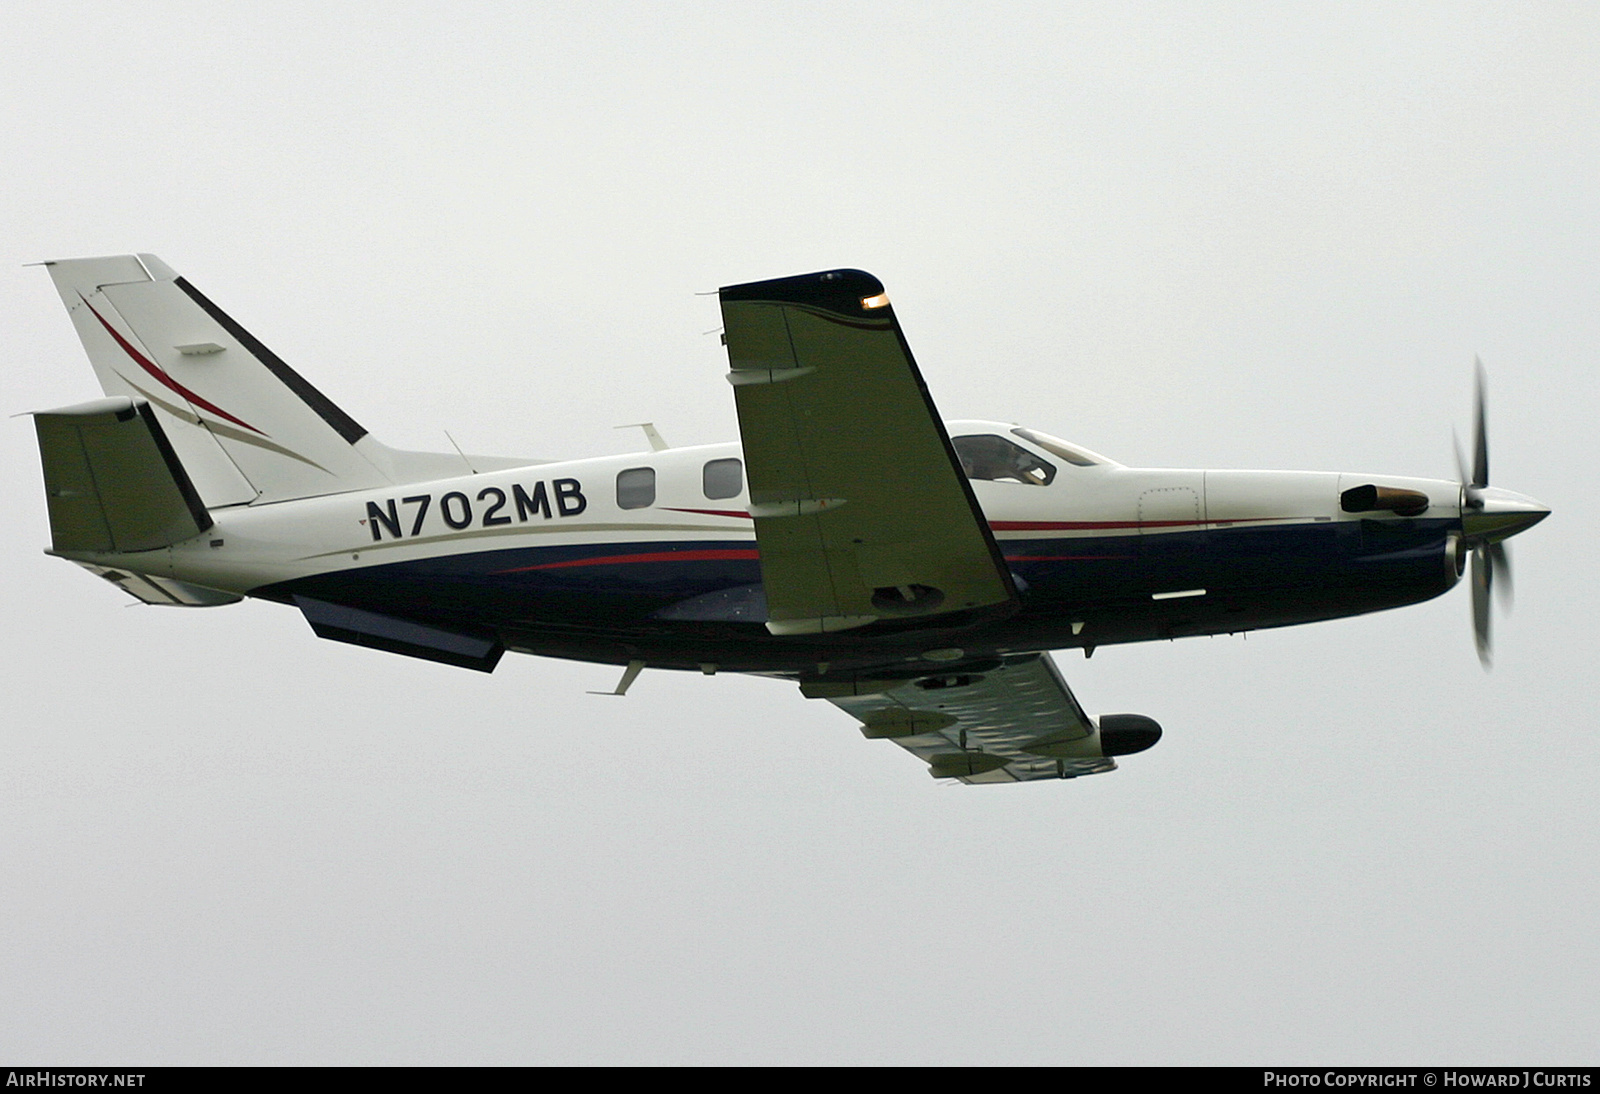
[[951, 434, 1056, 486], [617, 467, 656, 510], [703, 458, 743, 500]]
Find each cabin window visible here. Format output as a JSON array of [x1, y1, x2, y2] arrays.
[[703, 458, 743, 500], [616, 467, 656, 510], [951, 434, 1056, 486]]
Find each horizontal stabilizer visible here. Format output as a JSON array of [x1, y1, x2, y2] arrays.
[[294, 596, 505, 672], [35, 397, 212, 554], [74, 562, 242, 607]]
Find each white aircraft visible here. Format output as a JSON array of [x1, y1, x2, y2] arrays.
[[30, 256, 1549, 783]]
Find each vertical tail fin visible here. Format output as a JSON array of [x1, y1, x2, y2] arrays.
[[44, 254, 392, 505]]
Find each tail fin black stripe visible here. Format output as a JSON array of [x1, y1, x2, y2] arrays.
[[135, 400, 215, 534], [174, 277, 369, 445]]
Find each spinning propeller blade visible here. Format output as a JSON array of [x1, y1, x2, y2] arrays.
[[1456, 361, 1547, 667]]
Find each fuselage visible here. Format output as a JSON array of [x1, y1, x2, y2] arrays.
[[33, 255, 1555, 785], [84, 419, 1470, 678]]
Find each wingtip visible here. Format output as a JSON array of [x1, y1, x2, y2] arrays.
[[718, 268, 887, 313]]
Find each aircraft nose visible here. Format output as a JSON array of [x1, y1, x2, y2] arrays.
[[1462, 486, 1550, 543]]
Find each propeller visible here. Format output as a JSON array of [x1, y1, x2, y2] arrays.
[[1454, 358, 1544, 667]]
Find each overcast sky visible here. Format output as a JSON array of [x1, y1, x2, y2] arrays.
[[2, 1, 1595, 1064]]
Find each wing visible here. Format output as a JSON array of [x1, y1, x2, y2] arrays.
[[719, 269, 1016, 635], [803, 653, 1145, 783]]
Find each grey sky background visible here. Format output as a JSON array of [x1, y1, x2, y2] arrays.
[[2, 1, 1595, 1064]]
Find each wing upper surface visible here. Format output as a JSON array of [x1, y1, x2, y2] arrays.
[[718, 270, 1016, 635]]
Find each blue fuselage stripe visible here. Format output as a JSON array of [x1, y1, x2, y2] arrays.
[[260, 518, 1459, 665]]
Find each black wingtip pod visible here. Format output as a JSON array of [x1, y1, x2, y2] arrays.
[[1097, 714, 1163, 757], [718, 269, 887, 316]]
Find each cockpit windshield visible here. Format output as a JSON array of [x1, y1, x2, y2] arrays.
[[1010, 427, 1107, 467]]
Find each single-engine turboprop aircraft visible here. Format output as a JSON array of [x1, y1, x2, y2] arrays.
[[30, 257, 1550, 783]]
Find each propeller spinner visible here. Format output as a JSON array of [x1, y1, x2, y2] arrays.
[[1455, 359, 1550, 666]]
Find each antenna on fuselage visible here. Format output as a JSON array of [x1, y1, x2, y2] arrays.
[[616, 423, 670, 452], [442, 430, 476, 473], [588, 660, 646, 697]]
